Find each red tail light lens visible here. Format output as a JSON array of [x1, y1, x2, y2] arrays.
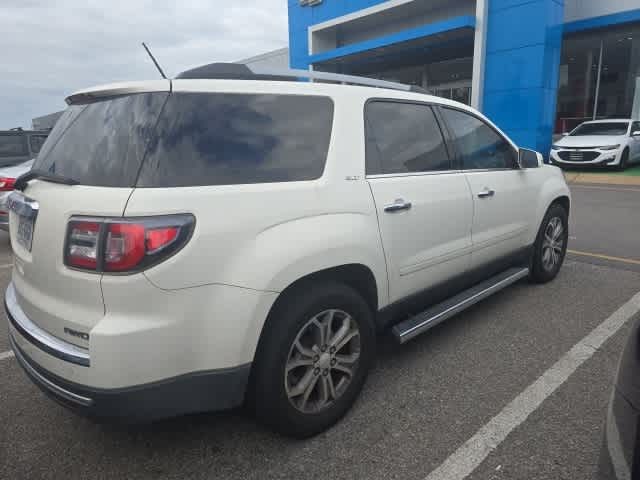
[[67, 221, 101, 269], [0, 177, 16, 192], [64, 215, 194, 273], [145, 227, 179, 253], [104, 223, 145, 272]]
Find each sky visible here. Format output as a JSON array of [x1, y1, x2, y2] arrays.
[[0, 0, 289, 129]]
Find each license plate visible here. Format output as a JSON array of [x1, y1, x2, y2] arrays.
[[16, 214, 34, 251]]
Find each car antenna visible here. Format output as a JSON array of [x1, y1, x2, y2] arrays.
[[142, 42, 167, 79]]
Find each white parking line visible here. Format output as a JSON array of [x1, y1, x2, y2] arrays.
[[0, 350, 15, 361], [425, 291, 640, 480]]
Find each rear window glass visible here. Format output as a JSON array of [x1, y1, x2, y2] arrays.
[[137, 93, 334, 187], [29, 135, 48, 155], [0, 134, 28, 157], [32, 93, 168, 187]]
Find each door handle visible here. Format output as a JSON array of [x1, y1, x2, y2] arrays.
[[384, 199, 412, 213], [477, 189, 495, 198]]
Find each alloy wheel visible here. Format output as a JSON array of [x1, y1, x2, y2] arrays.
[[284, 309, 361, 414], [541, 216, 565, 271]]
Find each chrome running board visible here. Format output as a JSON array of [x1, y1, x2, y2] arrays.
[[392, 267, 530, 344]]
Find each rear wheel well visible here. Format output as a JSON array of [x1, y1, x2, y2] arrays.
[[270, 264, 378, 318], [246, 264, 378, 404], [253, 265, 378, 361]]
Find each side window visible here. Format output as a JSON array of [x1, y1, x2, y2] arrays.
[[632, 122, 640, 134], [365, 101, 450, 175], [441, 108, 517, 170]]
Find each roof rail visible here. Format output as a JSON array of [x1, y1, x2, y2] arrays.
[[175, 63, 427, 94]]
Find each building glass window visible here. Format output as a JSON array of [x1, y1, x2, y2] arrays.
[[556, 23, 640, 134], [312, 31, 475, 106]]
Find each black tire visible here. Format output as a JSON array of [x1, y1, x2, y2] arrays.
[[617, 149, 629, 171], [530, 203, 568, 283], [251, 282, 375, 438]]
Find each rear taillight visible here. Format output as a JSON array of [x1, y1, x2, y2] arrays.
[[0, 177, 16, 192], [104, 223, 146, 272], [64, 214, 194, 273], [67, 221, 101, 269]]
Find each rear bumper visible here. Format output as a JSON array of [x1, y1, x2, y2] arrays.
[[5, 277, 269, 422], [9, 329, 251, 422]]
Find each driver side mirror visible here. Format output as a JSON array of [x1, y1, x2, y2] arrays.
[[518, 148, 542, 169]]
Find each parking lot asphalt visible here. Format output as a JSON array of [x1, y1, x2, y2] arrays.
[[567, 183, 640, 272], [1, 184, 640, 480]]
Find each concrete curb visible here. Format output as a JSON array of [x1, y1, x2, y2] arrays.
[[564, 172, 640, 186]]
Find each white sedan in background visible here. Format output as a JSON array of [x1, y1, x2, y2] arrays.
[[550, 119, 640, 170]]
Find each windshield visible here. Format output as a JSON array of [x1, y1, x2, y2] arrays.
[[570, 122, 629, 136], [0, 134, 28, 158]]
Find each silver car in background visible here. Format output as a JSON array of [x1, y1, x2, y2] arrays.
[[0, 129, 47, 168], [0, 159, 34, 231], [550, 119, 640, 170], [0, 129, 46, 232]]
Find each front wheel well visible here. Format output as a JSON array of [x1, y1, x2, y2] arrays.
[[550, 195, 570, 217]]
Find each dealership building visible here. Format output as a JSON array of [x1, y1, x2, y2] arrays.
[[286, 0, 640, 155]]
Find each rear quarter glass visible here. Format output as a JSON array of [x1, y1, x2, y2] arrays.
[[32, 92, 168, 187], [136, 92, 334, 187]]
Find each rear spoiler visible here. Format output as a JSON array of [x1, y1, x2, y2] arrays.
[[65, 80, 171, 105]]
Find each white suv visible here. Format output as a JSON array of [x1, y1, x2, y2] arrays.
[[6, 64, 570, 437]]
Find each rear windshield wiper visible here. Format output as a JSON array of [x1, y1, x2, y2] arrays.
[[14, 169, 80, 191]]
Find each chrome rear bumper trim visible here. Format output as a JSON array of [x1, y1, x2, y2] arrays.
[[10, 334, 93, 407], [5, 282, 90, 367]]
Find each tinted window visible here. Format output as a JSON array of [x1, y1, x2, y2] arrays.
[[137, 93, 334, 187], [33, 93, 167, 187], [35, 106, 86, 162], [441, 108, 516, 170], [0, 134, 28, 157], [365, 101, 450, 174], [29, 135, 48, 155], [631, 122, 640, 134], [571, 122, 629, 136]]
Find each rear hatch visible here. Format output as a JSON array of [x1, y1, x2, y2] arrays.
[[9, 82, 169, 348]]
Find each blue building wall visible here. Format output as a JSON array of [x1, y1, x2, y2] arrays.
[[288, 0, 389, 69], [307, 16, 476, 65], [288, 0, 564, 155], [482, 0, 564, 155], [288, 0, 638, 155]]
